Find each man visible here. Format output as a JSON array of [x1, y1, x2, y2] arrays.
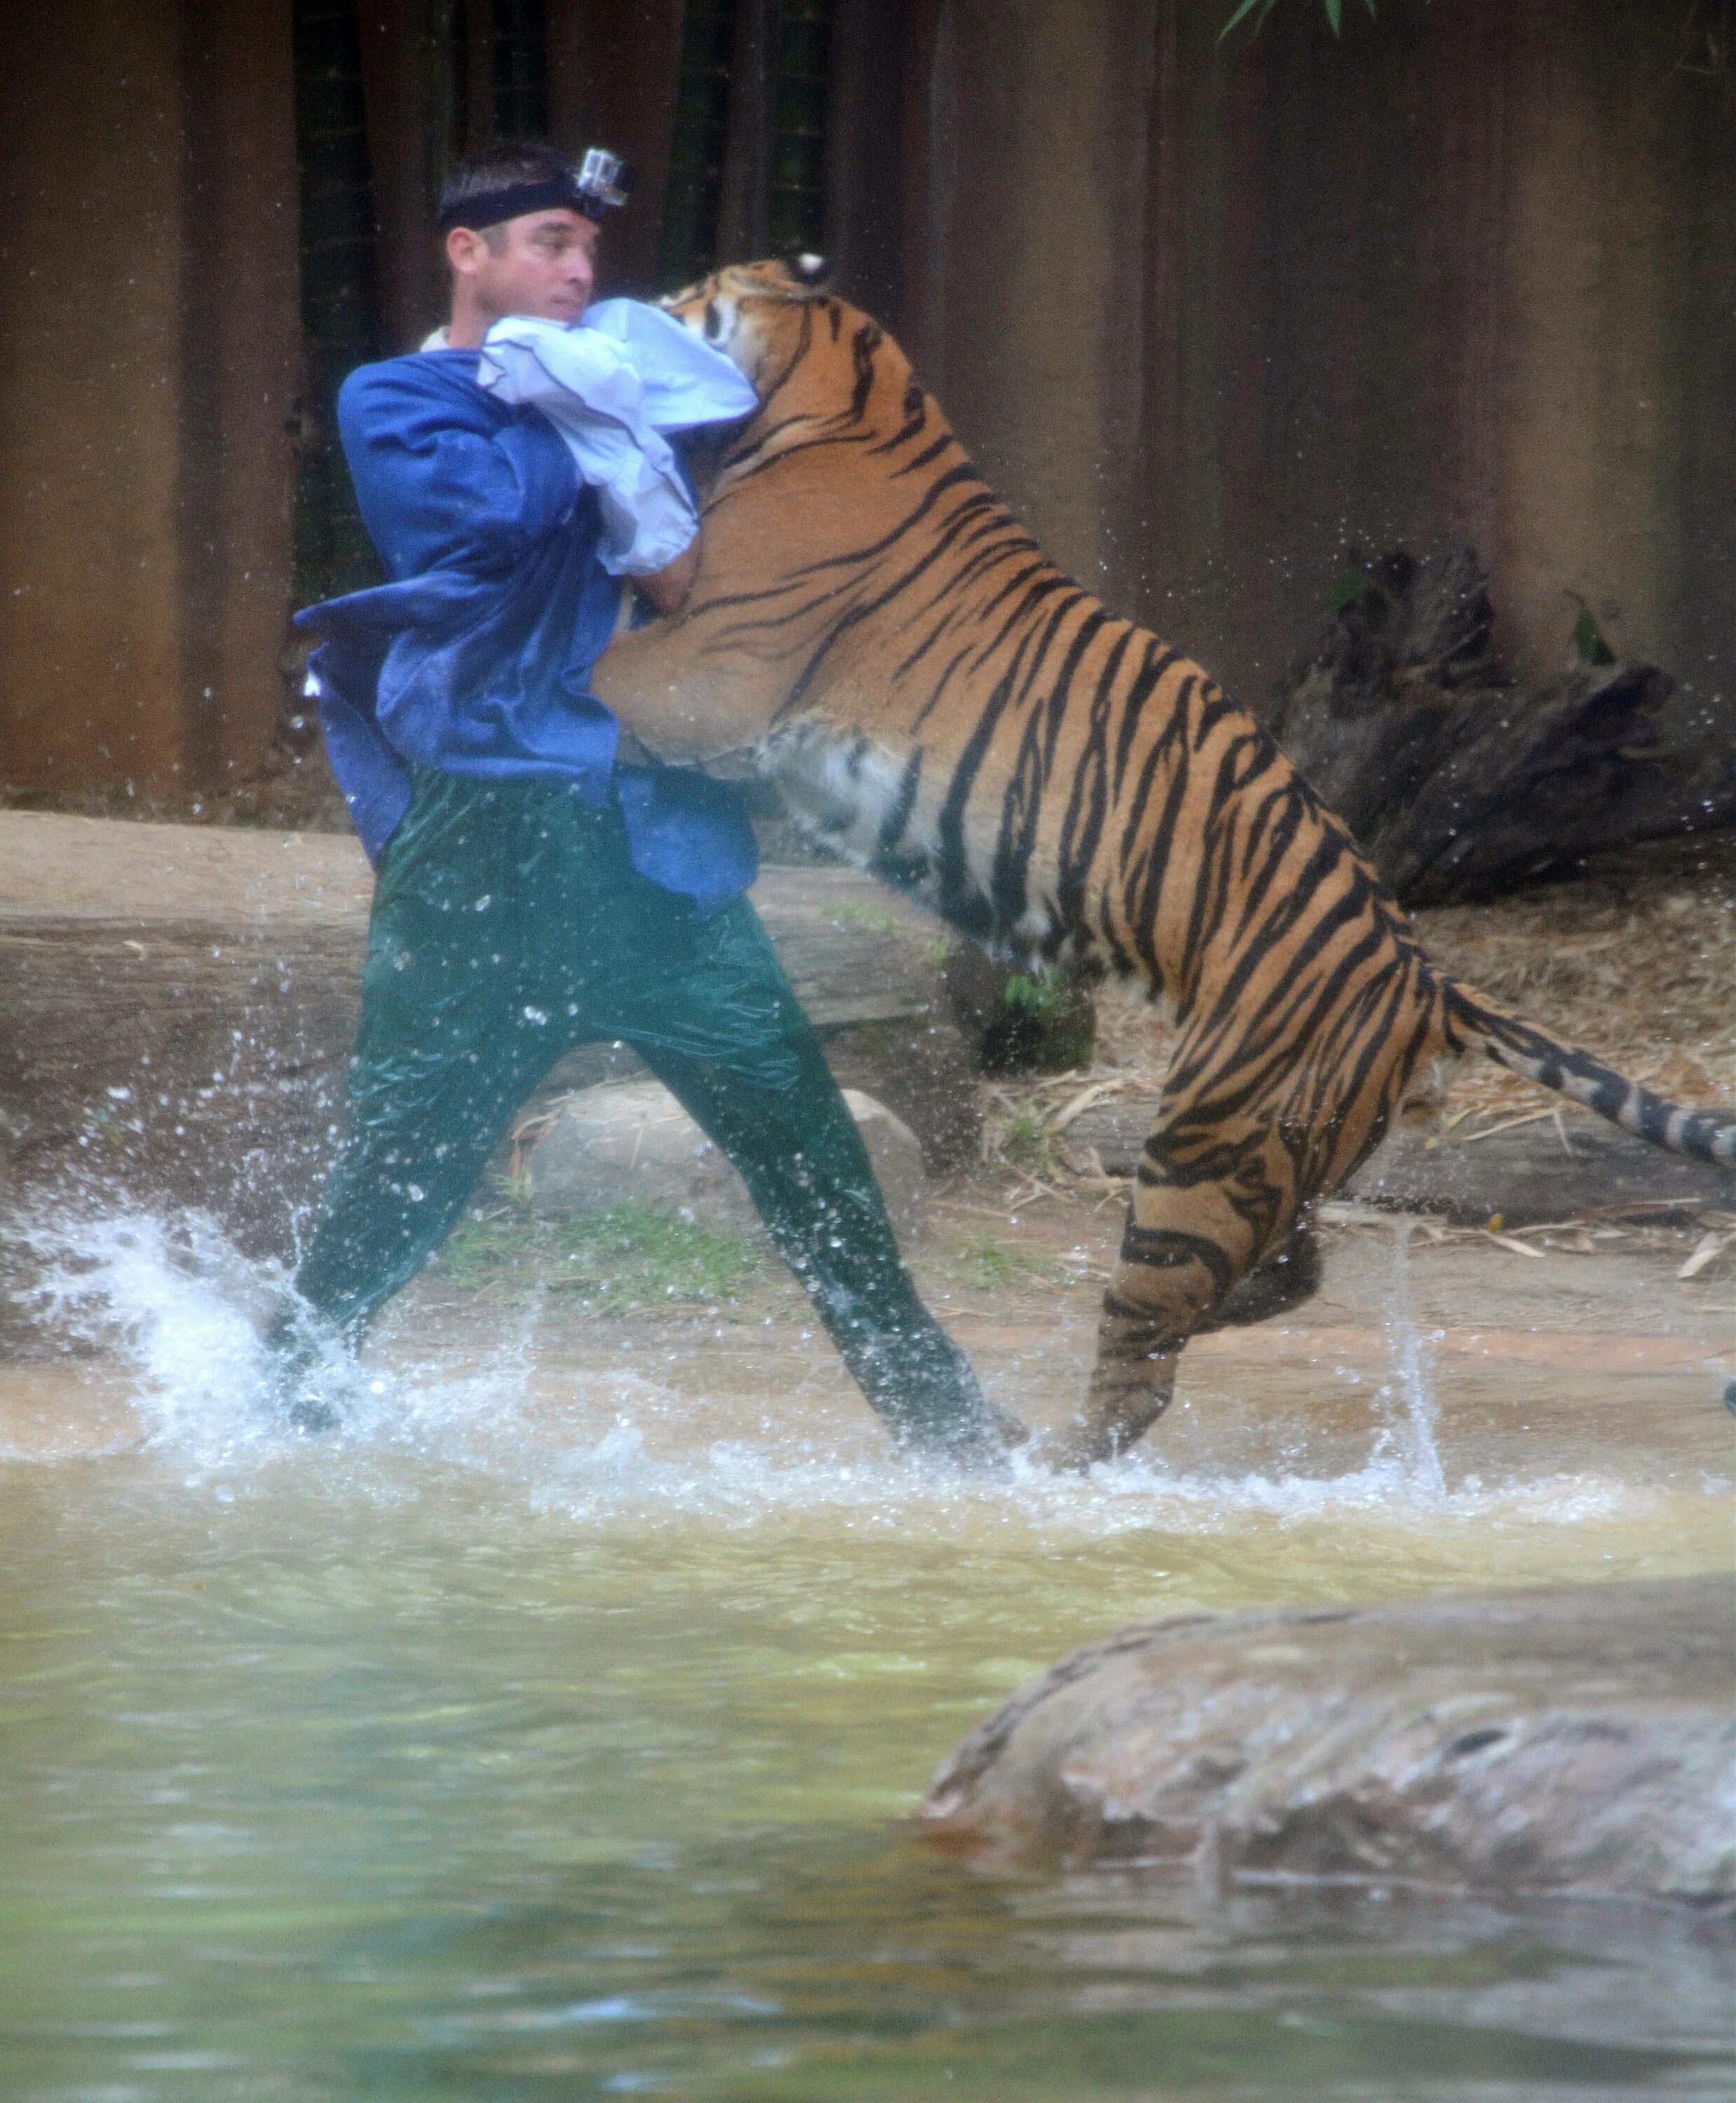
[[284, 142, 1020, 1464]]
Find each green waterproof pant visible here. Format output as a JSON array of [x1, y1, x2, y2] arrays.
[[290, 768, 998, 1452]]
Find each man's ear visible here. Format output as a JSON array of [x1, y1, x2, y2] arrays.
[[446, 225, 487, 279], [784, 251, 832, 289]]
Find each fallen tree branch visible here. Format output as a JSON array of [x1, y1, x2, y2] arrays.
[[1264, 543, 1736, 906]]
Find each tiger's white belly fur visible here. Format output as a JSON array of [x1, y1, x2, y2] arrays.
[[762, 723, 918, 861], [761, 721, 1077, 969]]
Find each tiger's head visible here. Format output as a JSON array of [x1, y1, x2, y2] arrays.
[[656, 252, 889, 408], [592, 251, 952, 766]]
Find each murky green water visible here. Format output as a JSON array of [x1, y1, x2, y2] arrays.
[[1, 1216, 1731, 2100]]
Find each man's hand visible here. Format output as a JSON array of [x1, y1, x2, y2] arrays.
[[636, 536, 699, 616]]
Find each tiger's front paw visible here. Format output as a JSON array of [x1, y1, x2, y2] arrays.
[[1042, 1377, 1172, 1472]]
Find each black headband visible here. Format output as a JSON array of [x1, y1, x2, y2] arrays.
[[437, 176, 601, 235]]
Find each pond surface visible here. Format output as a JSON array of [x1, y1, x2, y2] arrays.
[[1, 1209, 1731, 2102]]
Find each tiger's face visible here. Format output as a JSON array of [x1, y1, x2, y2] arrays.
[[656, 254, 833, 395]]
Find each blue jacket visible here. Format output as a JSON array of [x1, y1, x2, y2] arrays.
[[293, 348, 756, 915]]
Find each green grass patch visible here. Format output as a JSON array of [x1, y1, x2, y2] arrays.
[[999, 967, 1070, 1016], [947, 1232, 1055, 1293], [995, 1105, 1060, 1178], [438, 1197, 764, 1312], [825, 899, 902, 937]]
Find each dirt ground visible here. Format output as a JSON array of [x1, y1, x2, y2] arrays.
[[6, 1150, 1728, 1478]]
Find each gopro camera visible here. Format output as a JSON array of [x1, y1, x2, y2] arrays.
[[575, 149, 635, 218]]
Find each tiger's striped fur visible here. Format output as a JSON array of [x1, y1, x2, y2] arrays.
[[594, 259, 1735, 1468]]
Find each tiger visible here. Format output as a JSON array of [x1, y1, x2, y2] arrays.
[[592, 256, 1736, 1471]]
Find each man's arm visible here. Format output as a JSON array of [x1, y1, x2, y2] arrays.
[[337, 362, 580, 581], [634, 534, 699, 616]]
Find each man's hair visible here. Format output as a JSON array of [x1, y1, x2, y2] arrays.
[[439, 141, 575, 252]]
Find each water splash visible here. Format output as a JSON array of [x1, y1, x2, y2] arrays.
[[2, 1203, 1669, 1542], [1371, 1216, 1448, 1502], [11, 1204, 361, 1469]]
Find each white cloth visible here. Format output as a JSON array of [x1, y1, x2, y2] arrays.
[[470, 301, 758, 578]]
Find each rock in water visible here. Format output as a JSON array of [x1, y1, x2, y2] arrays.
[[521, 1080, 928, 1244], [922, 1578, 1735, 1909]]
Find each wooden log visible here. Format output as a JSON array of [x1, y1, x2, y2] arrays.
[[1063, 1094, 1734, 1227], [1344, 1115, 1735, 1227], [0, 814, 978, 1264], [1265, 544, 1736, 906]]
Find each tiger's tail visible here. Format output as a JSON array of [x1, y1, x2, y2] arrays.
[[1440, 981, 1736, 1169]]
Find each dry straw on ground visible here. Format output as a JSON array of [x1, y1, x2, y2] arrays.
[[993, 831, 1736, 1178]]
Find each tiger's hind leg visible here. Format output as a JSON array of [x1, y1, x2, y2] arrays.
[[1198, 1212, 1320, 1332], [1047, 1109, 1302, 1471]]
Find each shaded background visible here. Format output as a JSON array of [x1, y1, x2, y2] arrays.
[[0, 0, 1730, 803]]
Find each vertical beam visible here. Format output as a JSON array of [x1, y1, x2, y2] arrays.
[[658, 0, 739, 283], [0, 0, 191, 789], [1497, 0, 1735, 688], [915, 0, 1154, 608], [456, 0, 498, 158], [178, 0, 301, 783], [892, 0, 946, 369], [768, 0, 831, 254], [0, 0, 299, 795], [549, 0, 687, 296], [716, 0, 774, 262], [1140, 1, 1447, 695], [358, 0, 451, 353], [493, 0, 549, 137], [1116, 0, 1729, 712], [1418, 1, 1510, 607], [824, 0, 911, 322], [292, 0, 384, 605]]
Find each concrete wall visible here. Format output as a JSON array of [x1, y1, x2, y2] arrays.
[[0, 0, 298, 794], [0, 0, 689, 797], [897, 0, 1735, 719], [360, 0, 686, 355], [1, 0, 1727, 796], [907, 0, 1155, 616]]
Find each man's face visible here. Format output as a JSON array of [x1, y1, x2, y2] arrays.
[[449, 208, 599, 326]]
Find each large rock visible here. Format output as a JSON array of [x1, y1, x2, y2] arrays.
[[922, 1578, 1735, 1909], [521, 1080, 927, 1243]]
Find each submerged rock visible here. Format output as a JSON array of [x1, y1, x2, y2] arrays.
[[922, 1577, 1735, 1910], [521, 1080, 927, 1243]]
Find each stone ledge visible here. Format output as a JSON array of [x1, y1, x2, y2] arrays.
[[521, 1080, 928, 1245], [0, 815, 980, 1256]]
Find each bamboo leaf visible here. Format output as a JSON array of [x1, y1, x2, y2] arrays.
[[1224, 0, 1414, 32], [1566, 592, 1618, 667], [1220, 0, 1272, 37]]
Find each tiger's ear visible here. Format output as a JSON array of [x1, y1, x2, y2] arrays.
[[784, 251, 832, 289]]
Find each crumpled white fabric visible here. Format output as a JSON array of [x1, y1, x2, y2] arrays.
[[473, 301, 758, 578]]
